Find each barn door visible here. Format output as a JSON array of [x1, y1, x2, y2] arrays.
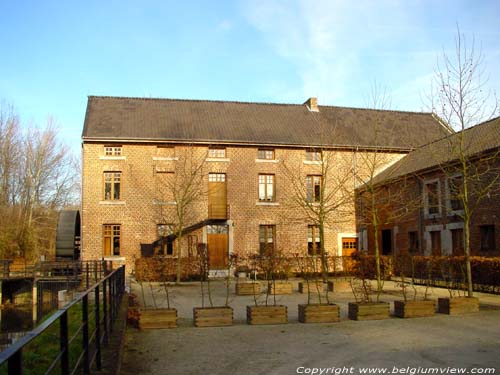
[[208, 173, 227, 219], [207, 225, 229, 269]]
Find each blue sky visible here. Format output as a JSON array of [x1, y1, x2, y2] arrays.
[[0, 0, 499, 154]]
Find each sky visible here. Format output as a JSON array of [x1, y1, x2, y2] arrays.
[[0, 0, 499, 155]]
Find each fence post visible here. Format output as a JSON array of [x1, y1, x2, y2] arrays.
[[82, 295, 90, 374], [7, 349, 22, 375], [95, 285, 102, 370], [86, 262, 90, 289], [103, 278, 108, 343], [60, 311, 69, 375]]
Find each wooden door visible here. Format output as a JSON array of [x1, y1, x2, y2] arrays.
[[207, 225, 229, 269], [342, 237, 358, 274], [208, 173, 227, 219]]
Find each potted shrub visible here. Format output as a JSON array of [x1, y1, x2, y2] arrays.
[[437, 256, 479, 315], [393, 254, 435, 318], [193, 243, 233, 327], [295, 253, 340, 324], [246, 250, 288, 325], [348, 253, 390, 321]]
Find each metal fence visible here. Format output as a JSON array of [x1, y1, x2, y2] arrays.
[[0, 265, 126, 375]]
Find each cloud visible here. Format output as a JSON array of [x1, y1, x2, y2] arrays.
[[239, 1, 451, 108]]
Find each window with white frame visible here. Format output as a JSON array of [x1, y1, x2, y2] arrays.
[[258, 174, 275, 202], [208, 147, 226, 158], [104, 145, 122, 156], [305, 149, 321, 161], [258, 149, 275, 160], [306, 175, 321, 203], [104, 172, 121, 200]]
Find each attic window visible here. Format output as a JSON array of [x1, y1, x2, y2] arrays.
[[208, 147, 226, 158], [258, 149, 275, 160], [105, 145, 122, 156], [305, 149, 321, 161]]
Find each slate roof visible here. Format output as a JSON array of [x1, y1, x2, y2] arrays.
[[371, 116, 500, 185], [82, 96, 450, 150]]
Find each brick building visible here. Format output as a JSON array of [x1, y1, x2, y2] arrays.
[[81, 96, 449, 272], [357, 116, 500, 256]]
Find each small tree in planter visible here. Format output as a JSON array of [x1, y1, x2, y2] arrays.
[[296, 252, 340, 323], [246, 248, 288, 325], [437, 256, 479, 315], [193, 243, 233, 327], [137, 276, 177, 329], [393, 253, 435, 319], [348, 253, 390, 321], [235, 255, 261, 296]]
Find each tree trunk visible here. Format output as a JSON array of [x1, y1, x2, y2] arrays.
[[463, 219, 473, 297]]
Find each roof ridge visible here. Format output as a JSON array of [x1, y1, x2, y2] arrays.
[[320, 104, 434, 116], [412, 115, 500, 151], [87, 95, 303, 108], [87, 95, 436, 115]]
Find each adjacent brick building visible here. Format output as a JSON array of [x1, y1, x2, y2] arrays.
[[357, 116, 500, 256], [81, 96, 449, 272]]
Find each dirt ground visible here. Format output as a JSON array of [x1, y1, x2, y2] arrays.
[[120, 279, 500, 375]]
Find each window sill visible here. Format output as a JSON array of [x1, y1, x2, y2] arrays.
[[99, 200, 126, 205], [103, 256, 126, 261], [307, 202, 320, 207], [153, 200, 177, 205], [153, 156, 179, 161], [447, 210, 464, 216], [256, 202, 279, 206], [206, 158, 230, 162], [255, 159, 279, 163], [303, 160, 322, 165], [99, 156, 126, 160]]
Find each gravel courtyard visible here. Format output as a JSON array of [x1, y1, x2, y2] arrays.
[[120, 279, 500, 375]]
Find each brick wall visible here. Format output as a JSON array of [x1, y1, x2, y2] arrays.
[[357, 154, 500, 256], [82, 142, 406, 272]]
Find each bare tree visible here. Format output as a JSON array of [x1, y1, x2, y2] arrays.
[[281, 124, 355, 281], [0, 102, 79, 260], [155, 145, 207, 283], [354, 83, 422, 300], [427, 28, 500, 297]]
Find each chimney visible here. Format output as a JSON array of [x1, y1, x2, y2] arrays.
[[304, 97, 319, 112]]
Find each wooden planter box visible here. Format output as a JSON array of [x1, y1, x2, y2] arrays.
[[327, 279, 351, 292], [235, 282, 261, 296], [348, 302, 390, 321], [246, 305, 288, 325], [268, 281, 293, 295], [193, 306, 233, 327], [298, 304, 340, 323], [437, 297, 479, 315], [139, 308, 177, 329], [298, 282, 325, 294], [394, 300, 435, 318]]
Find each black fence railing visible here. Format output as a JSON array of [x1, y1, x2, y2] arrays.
[[0, 265, 126, 375]]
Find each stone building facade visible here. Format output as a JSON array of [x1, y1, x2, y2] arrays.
[[81, 96, 449, 272]]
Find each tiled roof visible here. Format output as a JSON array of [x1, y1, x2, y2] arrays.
[[82, 96, 450, 150], [371, 116, 500, 184]]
